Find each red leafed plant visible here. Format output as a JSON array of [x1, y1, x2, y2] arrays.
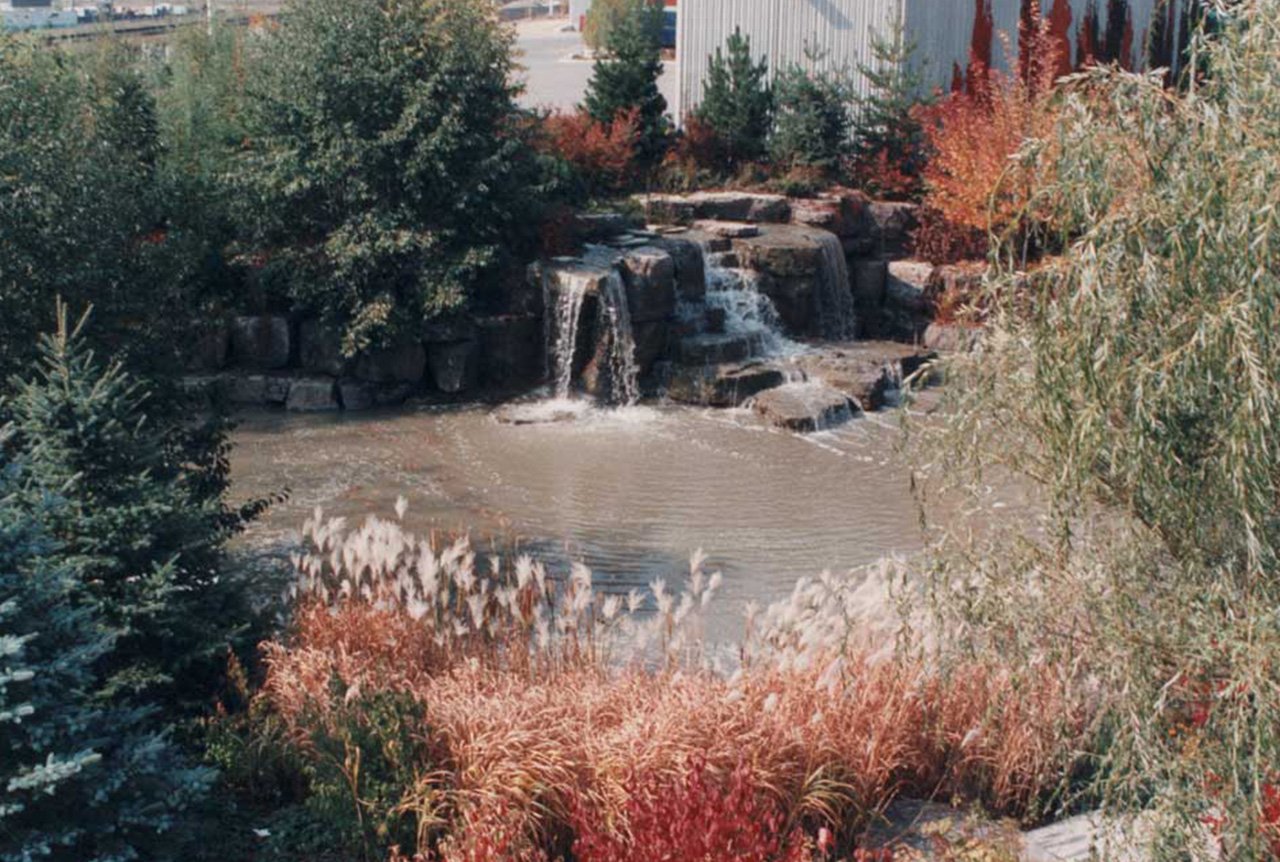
[[572, 755, 812, 862], [538, 107, 641, 197]]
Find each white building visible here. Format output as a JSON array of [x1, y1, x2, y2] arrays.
[[676, 0, 1187, 118]]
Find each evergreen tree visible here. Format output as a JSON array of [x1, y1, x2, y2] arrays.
[[4, 305, 260, 717], [850, 26, 929, 199], [0, 441, 210, 862], [769, 57, 853, 174], [693, 29, 773, 168], [584, 0, 669, 168]]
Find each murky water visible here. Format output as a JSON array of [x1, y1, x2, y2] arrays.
[[230, 400, 929, 637]]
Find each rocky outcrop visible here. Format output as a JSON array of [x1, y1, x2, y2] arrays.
[[231, 316, 291, 369], [665, 362, 787, 407], [619, 246, 677, 323], [639, 191, 791, 225], [298, 320, 345, 376], [752, 383, 858, 432], [652, 235, 706, 302]]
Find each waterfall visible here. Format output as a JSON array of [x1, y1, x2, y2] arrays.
[[812, 232, 857, 341], [687, 240, 799, 357], [599, 270, 640, 407], [544, 270, 589, 400]]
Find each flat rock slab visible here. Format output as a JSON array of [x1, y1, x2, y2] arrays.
[[790, 341, 935, 410], [692, 219, 760, 238], [752, 382, 858, 432], [677, 332, 764, 366], [665, 362, 788, 407]]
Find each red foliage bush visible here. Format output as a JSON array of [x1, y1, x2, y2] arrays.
[[660, 114, 731, 191], [537, 107, 641, 196], [572, 756, 810, 862]]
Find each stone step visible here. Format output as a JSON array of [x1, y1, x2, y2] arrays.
[[664, 362, 788, 408]]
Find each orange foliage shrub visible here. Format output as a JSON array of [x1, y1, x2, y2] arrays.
[[537, 107, 641, 197], [917, 16, 1064, 260]]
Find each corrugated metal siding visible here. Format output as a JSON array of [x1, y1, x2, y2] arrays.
[[676, 0, 905, 119], [678, 0, 1172, 119]]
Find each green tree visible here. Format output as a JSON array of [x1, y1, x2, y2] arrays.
[[0, 441, 211, 862], [582, 0, 630, 52], [693, 28, 773, 168], [584, 0, 669, 169], [0, 39, 184, 383], [4, 305, 262, 717], [768, 57, 853, 174], [238, 0, 546, 356], [850, 26, 929, 199]]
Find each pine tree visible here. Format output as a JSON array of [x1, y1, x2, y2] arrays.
[[4, 304, 260, 717], [769, 56, 853, 174], [0, 439, 211, 862], [584, 0, 669, 168], [693, 28, 773, 168], [850, 26, 930, 199]]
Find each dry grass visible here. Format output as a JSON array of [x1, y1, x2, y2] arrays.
[[249, 505, 1089, 859]]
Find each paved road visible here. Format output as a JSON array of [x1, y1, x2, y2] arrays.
[[513, 17, 680, 116]]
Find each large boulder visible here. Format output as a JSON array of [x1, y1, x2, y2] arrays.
[[230, 316, 291, 369], [337, 380, 413, 411], [428, 340, 479, 394], [733, 226, 823, 277], [227, 373, 292, 405], [677, 332, 763, 366], [637, 191, 791, 225], [665, 362, 787, 407], [285, 377, 340, 412], [354, 342, 427, 384], [752, 382, 858, 432], [653, 235, 706, 303], [868, 201, 920, 255], [632, 321, 671, 373], [477, 315, 543, 391], [298, 319, 345, 375], [619, 246, 677, 323], [791, 342, 932, 410]]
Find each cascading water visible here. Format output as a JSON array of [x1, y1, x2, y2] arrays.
[[544, 270, 589, 400], [811, 231, 857, 341], [598, 270, 641, 406], [685, 241, 800, 357]]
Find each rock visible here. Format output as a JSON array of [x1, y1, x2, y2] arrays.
[[230, 315, 291, 369], [704, 307, 727, 334], [573, 211, 631, 241], [298, 319, 346, 375], [620, 246, 677, 323], [428, 340, 479, 394], [789, 197, 842, 232], [637, 191, 791, 225], [868, 201, 920, 254], [753, 272, 817, 337], [653, 235, 706, 303], [632, 321, 671, 372], [637, 194, 697, 225], [665, 362, 787, 407], [423, 314, 477, 344], [886, 260, 934, 314], [285, 378, 339, 412], [692, 219, 760, 239], [337, 379, 374, 411], [791, 342, 931, 410], [733, 225, 823, 278], [851, 259, 888, 307], [185, 323, 230, 372], [354, 342, 427, 384], [533, 257, 615, 299], [923, 322, 983, 353], [477, 315, 543, 391], [227, 373, 292, 405], [677, 332, 762, 366], [751, 383, 858, 432]]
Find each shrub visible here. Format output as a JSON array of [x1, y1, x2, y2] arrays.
[[912, 1, 1280, 855], [538, 108, 641, 198], [581, 0, 631, 52], [238, 0, 546, 356], [692, 28, 773, 169], [848, 26, 930, 201], [769, 59, 854, 175], [584, 0, 669, 170]]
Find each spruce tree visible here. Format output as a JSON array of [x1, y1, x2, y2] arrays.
[[584, 0, 669, 168], [693, 29, 773, 168], [0, 443, 210, 862], [769, 58, 853, 174], [850, 26, 929, 199], [4, 305, 259, 718]]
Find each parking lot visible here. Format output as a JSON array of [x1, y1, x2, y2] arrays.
[[512, 17, 679, 115]]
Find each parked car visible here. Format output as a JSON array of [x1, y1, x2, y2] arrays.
[[661, 7, 676, 49]]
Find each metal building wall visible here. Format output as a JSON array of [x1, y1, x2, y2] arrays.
[[675, 0, 905, 119], [678, 0, 1173, 119]]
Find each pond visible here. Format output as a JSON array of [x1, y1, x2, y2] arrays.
[[230, 399, 931, 640]]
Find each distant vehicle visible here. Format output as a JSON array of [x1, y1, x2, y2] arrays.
[[661, 7, 675, 49]]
